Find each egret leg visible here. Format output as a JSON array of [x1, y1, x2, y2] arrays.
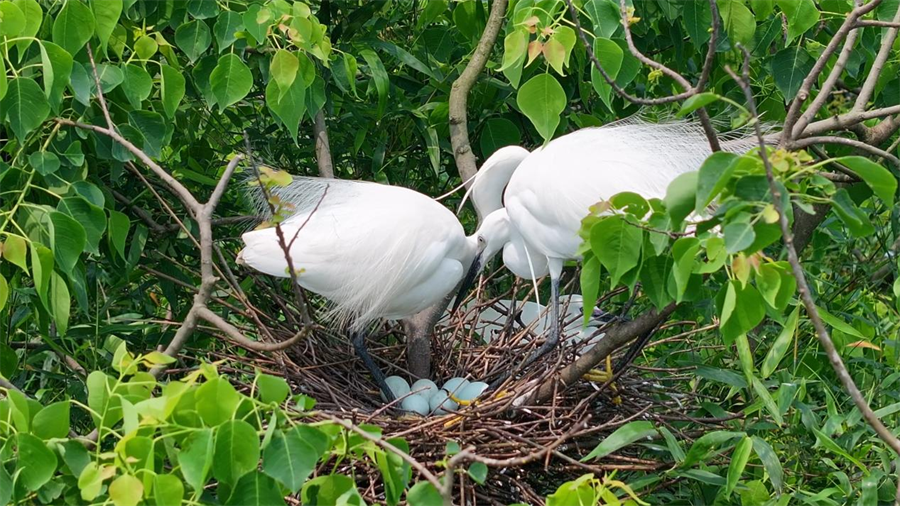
[[351, 331, 393, 401], [518, 258, 563, 370]]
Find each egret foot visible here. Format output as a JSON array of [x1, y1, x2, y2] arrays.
[[350, 331, 394, 402], [582, 356, 622, 405]]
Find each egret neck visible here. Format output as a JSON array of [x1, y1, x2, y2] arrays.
[[452, 209, 511, 313]]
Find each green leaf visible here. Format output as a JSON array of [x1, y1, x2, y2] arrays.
[[543, 38, 566, 75], [696, 152, 740, 211], [817, 305, 866, 339], [257, 372, 290, 404], [813, 428, 867, 471], [28, 151, 60, 176], [585, 0, 620, 37], [756, 262, 781, 308], [52, 0, 95, 55], [659, 426, 686, 463], [42, 42, 73, 112], [134, 35, 158, 59], [96, 63, 124, 92], [480, 118, 521, 158], [188, 0, 219, 19], [31, 243, 53, 309], [109, 474, 143, 506], [91, 0, 122, 52], [373, 40, 441, 81], [678, 92, 720, 116], [760, 307, 799, 378], [517, 74, 566, 142], [226, 471, 286, 506], [48, 211, 86, 276], [683, 0, 712, 45], [724, 221, 756, 253], [682, 431, 744, 467], [640, 255, 674, 310], [0, 2, 25, 38], [467, 462, 488, 485], [214, 11, 244, 50], [696, 365, 748, 387], [0, 56, 6, 101], [12, 0, 41, 57], [750, 437, 783, 492], [360, 49, 389, 120], [724, 436, 752, 498], [242, 4, 268, 44], [2, 78, 50, 141], [835, 156, 896, 206], [210, 53, 253, 110], [2, 234, 28, 273], [717, 0, 756, 46], [0, 274, 7, 312], [196, 377, 241, 426], [590, 216, 643, 287], [832, 188, 875, 237], [751, 376, 784, 425], [153, 474, 184, 506], [128, 110, 167, 158], [17, 433, 58, 491], [271, 49, 300, 100], [175, 20, 212, 63], [671, 237, 700, 303], [776, 0, 819, 43], [266, 77, 307, 141], [214, 419, 260, 485], [121, 64, 152, 109], [58, 196, 106, 255], [580, 255, 602, 327], [582, 421, 658, 461], [590, 37, 623, 113], [719, 281, 765, 343], [771, 47, 814, 102], [107, 210, 130, 260], [302, 475, 366, 506], [160, 64, 186, 118], [49, 272, 71, 335], [407, 481, 442, 506], [262, 426, 327, 493], [178, 429, 214, 491], [664, 171, 698, 225]]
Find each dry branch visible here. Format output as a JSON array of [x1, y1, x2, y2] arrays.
[[449, 0, 509, 185]]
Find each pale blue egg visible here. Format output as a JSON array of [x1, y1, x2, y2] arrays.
[[410, 379, 438, 399], [441, 377, 469, 397], [429, 390, 459, 415], [457, 381, 489, 402], [400, 394, 430, 416], [382, 376, 411, 402]]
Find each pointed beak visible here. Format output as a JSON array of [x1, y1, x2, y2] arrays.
[[451, 248, 485, 315]]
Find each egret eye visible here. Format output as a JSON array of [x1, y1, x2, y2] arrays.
[[478, 236, 486, 245]]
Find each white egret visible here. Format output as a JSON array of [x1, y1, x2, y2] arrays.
[[238, 176, 510, 401], [457, 118, 761, 368]]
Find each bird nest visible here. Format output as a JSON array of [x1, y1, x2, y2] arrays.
[[203, 273, 715, 505]]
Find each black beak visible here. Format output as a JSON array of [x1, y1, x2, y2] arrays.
[[451, 251, 484, 315]]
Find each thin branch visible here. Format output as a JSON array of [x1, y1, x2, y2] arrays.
[[856, 19, 900, 27], [56, 119, 203, 214], [196, 307, 308, 352], [85, 42, 115, 131], [449, 0, 509, 185], [803, 104, 900, 137], [316, 413, 445, 494], [313, 110, 335, 178], [728, 48, 900, 501], [781, 0, 882, 144], [789, 136, 900, 166], [853, 2, 900, 111]]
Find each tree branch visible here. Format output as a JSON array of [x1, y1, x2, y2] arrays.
[[803, 104, 900, 137], [526, 303, 678, 405], [789, 135, 900, 166], [853, 2, 900, 111], [313, 110, 335, 178], [727, 49, 900, 502], [449, 0, 509, 186]]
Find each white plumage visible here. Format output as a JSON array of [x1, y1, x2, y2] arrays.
[[460, 117, 763, 366]]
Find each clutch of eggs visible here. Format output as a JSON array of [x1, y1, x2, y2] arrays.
[[383, 376, 489, 416]]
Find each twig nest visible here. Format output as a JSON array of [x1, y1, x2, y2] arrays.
[[429, 390, 459, 415], [410, 379, 438, 399], [400, 394, 430, 416], [382, 376, 411, 402], [441, 377, 469, 396]]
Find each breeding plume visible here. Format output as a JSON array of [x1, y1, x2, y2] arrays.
[[458, 118, 763, 368], [238, 177, 509, 401]]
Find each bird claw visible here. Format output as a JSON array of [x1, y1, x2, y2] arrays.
[[582, 356, 622, 405]]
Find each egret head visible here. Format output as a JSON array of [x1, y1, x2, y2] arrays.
[[451, 209, 510, 313], [459, 146, 529, 222]]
